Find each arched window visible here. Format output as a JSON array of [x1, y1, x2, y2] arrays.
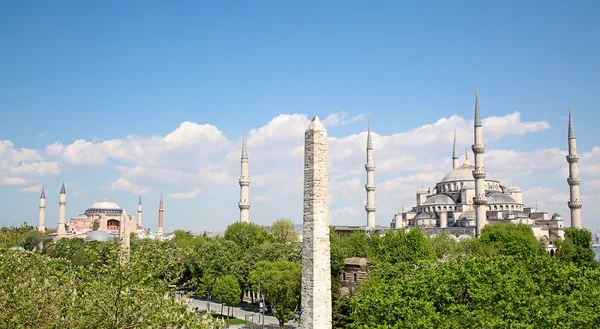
[[107, 219, 120, 230]]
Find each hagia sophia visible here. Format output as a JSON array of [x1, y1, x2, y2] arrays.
[[35, 89, 583, 244]]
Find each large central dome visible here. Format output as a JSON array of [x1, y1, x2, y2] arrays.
[[84, 197, 123, 216], [441, 165, 496, 183]]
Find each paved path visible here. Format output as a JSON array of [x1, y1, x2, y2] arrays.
[[186, 297, 298, 329]]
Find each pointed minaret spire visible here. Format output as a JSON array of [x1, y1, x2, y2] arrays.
[[241, 126, 248, 159], [568, 104, 576, 140], [452, 129, 459, 169], [566, 105, 582, 228], [365, 119, 376, 229], [474, 87, 482, 127], [137, 195, 143, 228], [57, 183, 67, 237], [367, 118, 373, 150], [38, 187, 46, 232], [158, 193, 164, 240], [239, 127, 251, 223], [471, 87, 487, 237]]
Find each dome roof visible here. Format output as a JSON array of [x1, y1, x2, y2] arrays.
[[488, 192, 518, 204], [85, 230, 115, 242], [85, 198, 123, 216], [461, 181, 475, 190], [506, 184, 522, 193], [441, 165, 495, 183], [458, 210, 476, 221], [423, 194, 456, 205], [414, 212, 435, 220]]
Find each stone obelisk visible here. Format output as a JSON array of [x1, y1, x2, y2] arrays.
[[301, 116, 332, 329]]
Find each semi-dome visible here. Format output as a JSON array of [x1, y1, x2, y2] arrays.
[[84, 197, 123, 216], [414, 212, 435, 220], [441, 165, 496, 183], [85, 230, 115, 242], [458, 210, 476, 221], [423, 194, 456, 205], [487, 192, 518, 204]]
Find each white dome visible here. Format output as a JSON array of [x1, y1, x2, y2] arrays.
[[85, 198, 123, 216], [85, 230, 115, 242], [441, 165, 496, 183], [423, 194, 456, 205]]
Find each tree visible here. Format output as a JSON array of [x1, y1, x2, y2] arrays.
[[0, 241, 224, 329], [368, 228, 436, 265], [271, 218, 298, 244], [250, 261, 302, 329], [213, 274, 241, 318], [429, 231, 457, 259], [558, 227, 597, 267], [479, 222, 541, 259], [224, 222, 272, 251]]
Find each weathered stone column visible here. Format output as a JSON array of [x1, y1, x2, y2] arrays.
[[301, 116, 332, 329]]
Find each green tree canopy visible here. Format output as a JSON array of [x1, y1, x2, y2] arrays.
[[250, 261, 302, 329], [479, 222, 541, 259], [558, 227, 597, 267], [270, 218, 299, 244], [224, 222, 272, 251], [213, 274, 241, 312]]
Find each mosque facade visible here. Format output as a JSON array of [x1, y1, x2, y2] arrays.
[[37, 185, 166, 242], [382, 89, 580, 241]]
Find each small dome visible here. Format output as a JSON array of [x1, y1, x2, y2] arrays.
[[417, 184, 428, 194], [461, 181, 475, 190], [85, 230, 115, 242], [488, 192, 518, 204], [85, 198, 123, 216], [414, 212, 435, 220], [507, 184, 521, 193], [73, 214, 88, 219], [423, 194, 456, 205], [441, 166, 496, 183], [458, 210, 475, 221]]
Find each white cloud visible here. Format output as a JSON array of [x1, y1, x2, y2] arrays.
[[18, 184, 42, 193], [169, 188, 201, 200], [106, 177, 149, 195], [322, 112, 366, 127], [3, 110, 597, 232]]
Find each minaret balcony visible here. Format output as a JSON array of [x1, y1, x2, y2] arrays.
[[239, 178, 251, 186], [472, 169, 487, 179], [365, 205, 377, 212], [471, 144, 486, 154], [568, 200, 582, 209], [566, 155, 579, 163], [365, 164, 375, 171], [365, 184, 376, 191], [567, 177, 581, 185], [473, 196, 488, 205], [238, 201, 251, 210]]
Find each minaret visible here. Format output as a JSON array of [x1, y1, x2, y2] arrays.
[[238, 127, 251, 223], [301, 116, 332, 328], [471, 88, 487, 237], [137, 195, 143, 228], [158, 194, 164, 240], [566, 105, 582, 228], [38, 187, 46, 232], [452, 129, 459, 169], [57, 183, 67, 237], [365, 119, 376, 229]]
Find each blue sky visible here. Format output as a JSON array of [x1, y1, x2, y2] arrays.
[[1, 1, 599, 233]]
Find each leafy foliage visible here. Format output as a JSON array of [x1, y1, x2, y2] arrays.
[[479, 222, 542, 259], [213, 274, 241, 309], [250, 261, 302, 329], [558, 227, 597, 267], [270, 218, 299, 244]]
